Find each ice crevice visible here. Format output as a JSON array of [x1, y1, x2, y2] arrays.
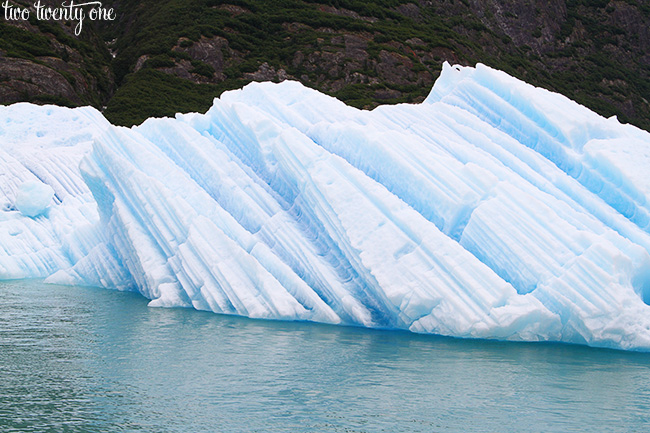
[[1, 63, 650, 351]]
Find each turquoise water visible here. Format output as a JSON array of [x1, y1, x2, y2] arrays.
[[1, 280, 649, 433]]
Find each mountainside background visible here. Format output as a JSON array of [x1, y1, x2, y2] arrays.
[[0, 0, 648, 130]]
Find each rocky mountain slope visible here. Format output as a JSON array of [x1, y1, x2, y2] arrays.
[[0, 0, 113, 108], [0, 0, 648, 130]]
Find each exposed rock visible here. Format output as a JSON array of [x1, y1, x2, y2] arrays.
[[159, 59, 215, 84], [292, 51, 304, 68], [217, 4, 249, 15], [243, 62, 294, 82], [0, 18, 113, 108], [243, 62, 277, 81], [134, 55, 150, 73], [374, 88, 402, 100], [277, 68, 290, 82], [376, 50, 415, 86], [406, 37, 426, 47], [344, 34, 369, 61], [318, 5, 378, 23], [305, 51, 346, 77], [174, 36, 231, 81], [393, 3, 421, 20], [39, 57, 91, 92], [0, 56, 80, 104]]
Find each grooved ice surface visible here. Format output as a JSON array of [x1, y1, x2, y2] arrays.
[[2, 63, 650, 351]]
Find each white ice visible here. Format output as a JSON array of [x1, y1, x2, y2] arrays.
[[15, 180, 54, 217], [1, 63, 650, 351]]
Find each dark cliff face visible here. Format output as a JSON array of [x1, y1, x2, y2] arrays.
[[0, 0, 114, 108], [462, 0, 650, 128], [0, 0, 648, 131]]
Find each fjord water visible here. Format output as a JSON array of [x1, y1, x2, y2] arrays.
[[1, 280, 649, 433]]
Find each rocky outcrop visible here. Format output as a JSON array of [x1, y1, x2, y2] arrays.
[[0, 19, 112, 107], [173, 36, 233, 81], [0, 57, 78, 104]]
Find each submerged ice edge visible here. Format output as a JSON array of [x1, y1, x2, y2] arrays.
[[1, 63, 650, 351]]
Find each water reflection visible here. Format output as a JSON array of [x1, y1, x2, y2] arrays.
[[1, 280, 649, 432]]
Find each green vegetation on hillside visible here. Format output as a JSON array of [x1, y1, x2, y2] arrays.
[[104, 69, 247, 125], [0, 0, 648, 131]]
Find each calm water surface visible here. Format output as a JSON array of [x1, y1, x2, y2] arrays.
[[1, 280, 649, 432]]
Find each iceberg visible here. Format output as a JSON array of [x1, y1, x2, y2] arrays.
[[1, 63, 650, 351]]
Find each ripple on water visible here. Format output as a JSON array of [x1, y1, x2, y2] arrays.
[[1, 280, 649, 433]]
